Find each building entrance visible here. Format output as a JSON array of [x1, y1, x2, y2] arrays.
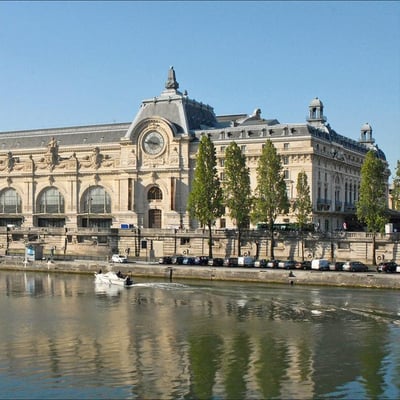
[[149, 209, 161, 228]]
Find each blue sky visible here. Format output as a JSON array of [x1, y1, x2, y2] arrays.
[[1, 1, 399, 179]]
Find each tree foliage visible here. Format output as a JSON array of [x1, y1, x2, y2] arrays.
[[293, 170, 312, 229], [187, 135, 224, 258], [251, 140, 289, 259], [223, 141, 252, 256], [293, 170, 312, 261], [392, 160, 400, 211], [357, 150, 388, 233]]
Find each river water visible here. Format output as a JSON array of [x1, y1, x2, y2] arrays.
[[0, 270, 399, 400]]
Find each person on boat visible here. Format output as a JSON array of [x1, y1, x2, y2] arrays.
[[117, 270, 123, 278], [126, 276, 133, 286], [98, 269, 102, 274]]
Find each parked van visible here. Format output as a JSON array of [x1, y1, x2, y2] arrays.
[[311, 259, 330, 271], [111, 254, 128, 263], [238, 256, 255, 267]]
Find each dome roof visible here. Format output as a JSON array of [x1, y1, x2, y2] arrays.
[[361, 122, 372, 132], [310, 97, 323, 108]]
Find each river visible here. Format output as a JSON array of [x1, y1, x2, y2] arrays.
[[0, 270, 399, 399]]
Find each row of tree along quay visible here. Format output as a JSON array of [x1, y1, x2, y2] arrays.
[[393, 161, 400, 210], [187, 135, 394, 266]]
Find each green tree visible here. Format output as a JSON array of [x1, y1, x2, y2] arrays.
[[223, 142, 252, 256], [187, 135, 224, 258], [356, 150, 388, 265], [391, 160, 400, 211], [293, 170, 312, 261], [251, 140, 289, 259]]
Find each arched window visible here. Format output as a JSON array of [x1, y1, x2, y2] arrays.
[[38, 187, 65, 213], [0, 188, 22, 213], [147, 187, 163, 201], [84, 186, 111, 213]]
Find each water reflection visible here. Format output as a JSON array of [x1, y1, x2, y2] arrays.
[[0, 271, 399, 399]]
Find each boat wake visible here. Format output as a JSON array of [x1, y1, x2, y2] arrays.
[[132, 282, 190, 290]]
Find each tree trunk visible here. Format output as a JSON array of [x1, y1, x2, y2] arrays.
[[208, 222, 213, 259], [270, 224, 275, 260], [300, 231, 304, 261], [237, 229, 242, 256], [372, 232, 376, 266]]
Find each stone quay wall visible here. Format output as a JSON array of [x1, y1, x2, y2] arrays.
[[1, 257, 400, 290]]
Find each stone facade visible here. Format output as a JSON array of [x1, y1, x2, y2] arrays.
[[0, 67, 390, 259]]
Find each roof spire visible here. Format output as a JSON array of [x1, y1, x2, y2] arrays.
[[165, 66, 179, 90]]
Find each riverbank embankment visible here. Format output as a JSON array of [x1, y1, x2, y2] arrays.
[[1, 257, 400, 290]]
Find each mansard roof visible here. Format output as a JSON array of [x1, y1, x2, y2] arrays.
[[125, 67, 218, 139], [0, 67, 386, 164], [0, 123, 129, 150]]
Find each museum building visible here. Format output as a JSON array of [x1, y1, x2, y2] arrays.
[[0, 67, 389, 239]]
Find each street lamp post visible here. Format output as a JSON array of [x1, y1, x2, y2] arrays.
[[174, 228, 177, 255]]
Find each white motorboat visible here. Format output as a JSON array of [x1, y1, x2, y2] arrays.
[[95, 281, 124, 297], [94, 271, 134, 287]]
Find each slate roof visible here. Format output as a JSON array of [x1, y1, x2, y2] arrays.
[[0, 67, 386, 163], [0, 123, 130, 150]]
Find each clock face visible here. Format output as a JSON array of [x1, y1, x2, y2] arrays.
[[142, 131, 165, 155]]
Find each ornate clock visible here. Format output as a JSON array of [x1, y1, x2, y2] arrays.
[[142, 131, 165, 155]]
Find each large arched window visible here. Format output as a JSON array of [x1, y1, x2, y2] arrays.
[[38, 187, 65, 213], [147, 186, 163, 201], [84, 186, 111, 213], [0, 188, 22, 213]]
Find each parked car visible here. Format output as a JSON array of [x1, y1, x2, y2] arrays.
[[182, 256, 196, 265], [254, 259, 268, 268], [377, 261, 398, 273], [158, 256, 172, 264], [330, 261, 345, 271], [238, 256, 255, 267], [171, 256, 185, 265], [224, 257, 239, 267], [194, 256, 209, 266], [278, 260, 296, 269], [343, 261, 368, 272], [295, 260, 311, 270], [311, 259, 330, 271], [208, 258, 224, 266], [267, 259, 279, 268], [111, 254, 128, 263]]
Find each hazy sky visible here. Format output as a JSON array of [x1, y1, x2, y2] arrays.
[[1, 1, 399, 179]]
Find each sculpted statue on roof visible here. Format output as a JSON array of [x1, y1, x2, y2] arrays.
[[165, 66, 179, 90], [45, 137, 59, 170]]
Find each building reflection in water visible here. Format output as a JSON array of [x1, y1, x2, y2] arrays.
[[0, 271, 399, 399]]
